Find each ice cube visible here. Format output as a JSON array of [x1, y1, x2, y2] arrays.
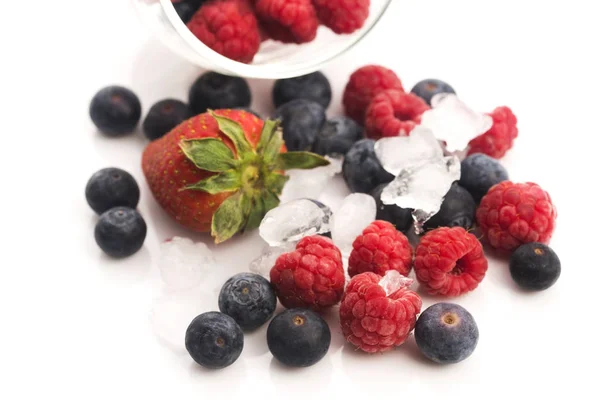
[[249, 242, 296, 277], [157, 237, 217, 291], [332, 193, 376, 256], [420, 93, 493, 154], [149, 288, 216, 354], [381, 156, 461, 233], [374, 126, 443, 176], [378, 270, 414, 296], [259, 199, 333, 246], [280, 156, 343, 202]]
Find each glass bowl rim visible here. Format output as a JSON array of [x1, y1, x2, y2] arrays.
[[157, 0, 393, 79]]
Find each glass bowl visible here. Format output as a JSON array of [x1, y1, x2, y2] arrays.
[[131, 0, 392, 79]]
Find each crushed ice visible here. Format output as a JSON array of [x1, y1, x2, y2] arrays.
[[379, 270, 414, 296], [249, 242, 296, 278], [375, 127, 461, 233], [259, 198, 333, 246], [280, 156, 343, 202], [331, 193, 376, 256], [157, 237, 217, 291], [420, 93, 493, 154]]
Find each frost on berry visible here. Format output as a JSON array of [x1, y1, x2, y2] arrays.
[[374, 127, 461, 233], [379, 270, 414, 296]]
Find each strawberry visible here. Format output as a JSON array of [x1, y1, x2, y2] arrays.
[[142, 109, 328, 243]]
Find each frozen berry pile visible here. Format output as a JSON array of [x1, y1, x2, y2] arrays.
[[86, 63, 560, 370], [171, 0, 372, 63]]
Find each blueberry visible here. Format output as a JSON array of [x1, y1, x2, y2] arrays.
[[370, 183, 413, 233], [90, 86, 142, 136], [94, 207, 146, 258], [218, 273, 277, 331], [273, 99, 326, 151], [415, 303, 479, 364], [273, 72, 332, 109], [85, 168, 140, 214], [188, 72, 251, 115], [509, 243, 561, 291], [267, 308, 331, 367], [342, 139, 394, 194], [234, 107, 262, 119], [142, 99, 191, 141], [459, 153, 509, 202], [312, 116, 364, 156], [185, 312, 244, 369], [410, 79, 456, 106], [424, 183, 476, 231], [173, 0, 205, 24]]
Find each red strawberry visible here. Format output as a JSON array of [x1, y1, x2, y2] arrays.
[[142, 109, 328, 243]]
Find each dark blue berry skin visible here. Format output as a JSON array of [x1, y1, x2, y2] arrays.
[[273, 72, 332, 109], [90, 86, 141, 136], [85, 168, 140, 214], [188, 72, 251, 115], [267, 308, 331, 367], [424, 183, 476, 231], [509, 243, 561, 291], [410, 79, 456, 106], [234, 107, 262, 119], [342, 139, 394, 194], [173, 0, 205, 24], [415, 303, 479, 364], [273, 99, 326, 151], [185, 312, 244, 369], [370, 183, 413, 233], [460, 153, 509, 202], [94, 207, 146, 258], [142, 99, 191, 140], [218, 273, 277, 331], [142, 99, 191, 141], [312, 116, 364, 156]]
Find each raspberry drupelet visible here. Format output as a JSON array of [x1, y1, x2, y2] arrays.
[[364, 90, 430, 139], [414, 227, 488, 297], [343, 65, 404, 124], [468, 106, 518, 159], [270, 235, 345, 311], [348, 220, 413, 278], [186, 0, 261, 63], [339, 272, 422, 353], [476, 181, 557, 251]]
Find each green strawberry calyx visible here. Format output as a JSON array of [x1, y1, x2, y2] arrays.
[[178, 110, 329, 243]]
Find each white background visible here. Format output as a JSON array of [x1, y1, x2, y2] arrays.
[[1, 0, 599, 398]]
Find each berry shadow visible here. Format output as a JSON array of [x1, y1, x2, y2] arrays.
[[97, 246, 151, 283], [319, 306, 346, 354], [268, 353, 333, 387], [241, 323, 270, 357], [187, 356, 248, 380]]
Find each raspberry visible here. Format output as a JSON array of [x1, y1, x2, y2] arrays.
[[312, 0, 370, 34], [270, 235, 345, 311], [255, 0, 319, 44], [476, 181, 557, 251], [186, 0, 261, 63], [339, 272, 422, 353], [364, 90, 430, 139], [414, 227, 488, 297], [468, 106, 518, 159], [348, 220, 413, 278], [343, 65, 404, 124]]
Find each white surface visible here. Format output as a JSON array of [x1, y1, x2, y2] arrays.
[[2, 0, 599, 398]]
